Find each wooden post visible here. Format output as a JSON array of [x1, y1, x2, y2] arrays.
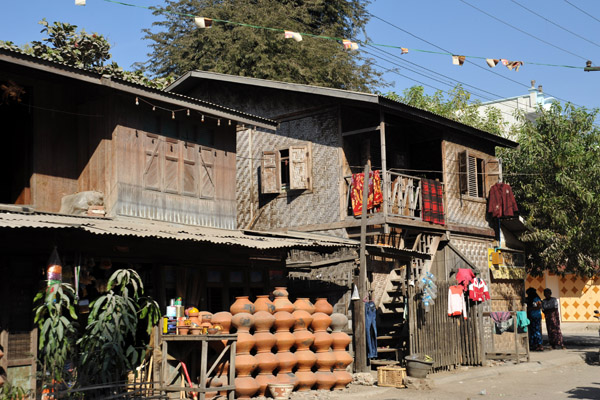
[[379, 111, 388, 230], [354, 139, 371, 373]]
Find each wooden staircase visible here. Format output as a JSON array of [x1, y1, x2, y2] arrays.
[[371, 232, 442, 366]]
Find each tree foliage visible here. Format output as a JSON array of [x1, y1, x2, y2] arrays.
[[143, 0, 385, 91], [77, 269, 160, 387], [387, 85, 507, 135], [33, 283, 78, 383], [1, 20, 174, 90], [500, 103, 600, 277]]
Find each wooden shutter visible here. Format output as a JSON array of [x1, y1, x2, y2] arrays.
[[289, 145, 311, 190], [182, 142, 198, 196], [261, 150, 280, 194], [467, 154, 478, 197], [199, 148, 215, 199], [143, 134, 161, 191], [458, 150, 468, 194], [164, 138, 180, 194], [485, 157, 501, 197]]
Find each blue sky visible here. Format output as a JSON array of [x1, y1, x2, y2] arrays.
[[2, 0, 599, 116]]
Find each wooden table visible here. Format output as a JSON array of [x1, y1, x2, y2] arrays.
[[154, 328, 237, 400]]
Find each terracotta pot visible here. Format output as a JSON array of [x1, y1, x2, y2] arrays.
[[332, 370, 353, 390], [273, 295, 295, 313], [189, 316, 201, 327], [253, 310, 276, 332], [293, 329, 315, 351], [268, 382, 295, 400], [312, 331, 333, 353], [274, 371, 298, 388], [234, 376, 259, 400], [330, 313, 347, 333], [190, 328, 201, 335], [272, 287, 289, 297], [236, 331, 256, 355], [273, 311, 295, 333], [292, 310, 313, 331], [293, 298, 315, 314], [255, 352, 278, 396], [275, 350, 297, 374], [254, 294, 276, 314], [177, 327, 189, 335], [295, 370, 317, 391], [333, 350, 353, 374], [311, 312, 332, 332], [314, 298, 334, 315], [230, 296, 256, 315], [211, 311, 232, 346], [314, 371, 337, 391], [235, 353, 258, 376], [254, 330, 276, 353], [255, 373, 278, 397], [207, 327, 219, 334], [231, 312, 254, 333]]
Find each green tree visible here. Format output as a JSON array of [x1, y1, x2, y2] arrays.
[[1, 20, 174, 90], [500, 103, 600, 277], [143, 0, 384, 91], [387, 85, 507, 135]]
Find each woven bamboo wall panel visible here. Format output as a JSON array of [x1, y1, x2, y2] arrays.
[[443, 142, 493, 228], [236, 111, 342, 230]]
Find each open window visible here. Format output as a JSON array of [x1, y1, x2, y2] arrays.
[[458, 150, 500, 198], [261, 144, 312, 194]]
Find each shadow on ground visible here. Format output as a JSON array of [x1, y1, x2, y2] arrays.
[[565, 382, 600, 399]]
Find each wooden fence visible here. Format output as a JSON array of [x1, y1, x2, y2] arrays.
[[408, 281, 483, 370]]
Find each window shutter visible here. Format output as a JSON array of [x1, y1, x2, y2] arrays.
[[289, 145, 311, 190], [485, 157, 501, 197], [182, 142, 198, 197], [143, 134, 161, 191], [164, 139, 180, 194], [467, 154, 478, 197], [199, 148, 215, 199], [261, 150, 280, 194], [458, 150, 468, 194]]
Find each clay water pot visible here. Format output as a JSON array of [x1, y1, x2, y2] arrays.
[[332, 352, 353, 390], [253, 310, 276, 333], [230, 296, 256, 315], [254, 294, 276, 314], [273, 311, 295, 333], [231, 312, 254, 333], [255, 351, 279, 396], [293, 328, 315, 351], [292, 310, 313, 331], [177, 326, 189, 335], [294, 347, 317, 391], [273, 287, 295, 313], [234, 376, 259, 400], [293, 298, 315, 314], [310, 312, 332, 333], [211, 311, 232, 347], [314, 298, 334, 315], [190, 328, 201, 335], [314, 351, 337, 390], [255, 373, 278, 397]]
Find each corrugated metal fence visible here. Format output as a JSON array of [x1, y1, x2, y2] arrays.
[[408, 281, 483, 370]]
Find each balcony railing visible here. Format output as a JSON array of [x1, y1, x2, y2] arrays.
[[344, 170, 444, 221]]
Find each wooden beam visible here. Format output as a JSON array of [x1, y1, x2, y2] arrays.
[[286, 255, 357, 269], [341, 126, 380, 137], [380, 111, 389, 231]]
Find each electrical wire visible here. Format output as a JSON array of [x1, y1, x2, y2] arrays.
[[563, 0, 600, 25], [459, 0, 589, 61], [510, 0, 600, 48]]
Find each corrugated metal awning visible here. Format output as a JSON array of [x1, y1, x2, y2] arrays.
[[0, 211, 358, 250]]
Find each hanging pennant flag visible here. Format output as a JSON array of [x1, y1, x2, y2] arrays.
[[506, 61, 523, 71], [452, 55, 466, 66], [75, 0, 86, 5], [500, 59, 509, 66], [401, 47, 409, 54], [194, 17, 213, 29], [342, 39, 359, 51], [284, 31, 303, 42], [486, 58, 499, 68]]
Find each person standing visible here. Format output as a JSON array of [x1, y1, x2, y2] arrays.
[[542, 289, 566, 349], [526, 287, 544, 351]]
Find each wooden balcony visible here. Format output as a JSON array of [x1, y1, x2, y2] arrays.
[[344, 170, 444, 225]]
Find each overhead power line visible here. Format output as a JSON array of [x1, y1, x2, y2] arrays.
[[510, 0, 600, 49], [563, 0, 600, 24], [459, 0, 589, 61]]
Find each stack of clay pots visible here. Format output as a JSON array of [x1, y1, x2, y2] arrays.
[[227, 288, 352, 398]]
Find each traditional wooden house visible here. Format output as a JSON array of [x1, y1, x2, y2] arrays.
[[0, 46, 359, 394], [167, 72, 527, 368]]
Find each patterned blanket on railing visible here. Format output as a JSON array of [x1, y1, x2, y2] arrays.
[[351, 170, 383, 217], [421, 178, 445, 225]]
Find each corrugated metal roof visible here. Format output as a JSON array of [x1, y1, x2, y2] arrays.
[[0, 211, 357, 250], [0, 44, 277, 130]]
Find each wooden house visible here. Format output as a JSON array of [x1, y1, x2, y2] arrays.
[[167, 72, 527, 368], [0, 46, 358, 394]]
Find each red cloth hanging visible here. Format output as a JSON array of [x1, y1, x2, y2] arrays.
[[488, 182, 518, 218], [421, 178, 445, 225], [351, 171, 383, 216]]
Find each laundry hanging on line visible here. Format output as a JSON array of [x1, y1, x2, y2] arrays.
[[350, 170, 383, 217], [421, 178, 445, 225], [488, 182, 518, 218]]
